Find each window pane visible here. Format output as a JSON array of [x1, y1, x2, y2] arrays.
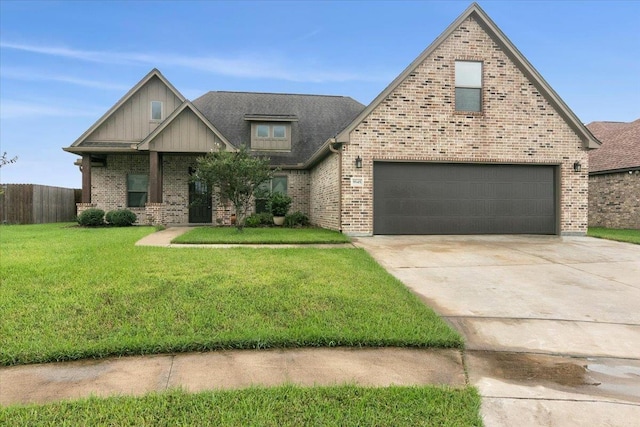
[[272, 176, 287, 194], [256, 125, 269, 138], [455, 88, 482, 112], [128, 192, 147, 207], [127, 174, 148, 192], [455, 61, 482, 87], [151, 101, 162, 120], [273, 125, 286, 138]]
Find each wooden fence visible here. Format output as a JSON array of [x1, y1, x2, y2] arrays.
[[0, 184, 80, 224]]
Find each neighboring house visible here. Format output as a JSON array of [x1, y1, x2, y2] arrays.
[[64, 3, 599, 235], [586, 119, 640, 229]]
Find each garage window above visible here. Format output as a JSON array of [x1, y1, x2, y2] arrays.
[[455, 61, 482, 112]]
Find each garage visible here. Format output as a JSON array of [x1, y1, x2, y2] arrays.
[[373, 162, 557, 235]]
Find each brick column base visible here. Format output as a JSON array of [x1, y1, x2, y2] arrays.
[[76, 203, 97, 217], [145, 203, 165, 226]]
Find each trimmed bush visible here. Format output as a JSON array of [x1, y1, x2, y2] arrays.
[[245, 212, 274, 228], [268, 192, 292, 217], [77, 208, 105, 227], [105, 209, 137, 227], [285, 211, 310, 228]]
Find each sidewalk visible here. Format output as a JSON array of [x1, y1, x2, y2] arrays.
[[134, 226, 356, 248], [1, 348, 466, 406]]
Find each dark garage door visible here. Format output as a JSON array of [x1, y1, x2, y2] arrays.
[[373, 162, 556, 235]]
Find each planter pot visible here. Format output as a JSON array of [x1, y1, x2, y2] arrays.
[[273, 216, 285, 226]]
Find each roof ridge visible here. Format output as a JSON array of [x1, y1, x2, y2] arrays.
[[198, 90, 355, 99]]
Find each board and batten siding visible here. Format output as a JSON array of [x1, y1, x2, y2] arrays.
[[86, 76, 182, 142], [149, 108, 222, 152]]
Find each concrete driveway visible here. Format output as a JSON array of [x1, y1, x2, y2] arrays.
[[354, 235, 640, 427]]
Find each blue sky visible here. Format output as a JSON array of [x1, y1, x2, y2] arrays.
[[1, 0, 638, 188]]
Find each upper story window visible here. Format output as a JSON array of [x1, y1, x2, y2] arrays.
[[151, 101, 163, 121], [250, 123, 291, 151], [455, 61, 482, 112]]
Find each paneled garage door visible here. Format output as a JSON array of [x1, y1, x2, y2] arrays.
[[373, 162, 557, 235]]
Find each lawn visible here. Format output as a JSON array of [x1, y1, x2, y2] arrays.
[[588, 227, 640, 244], [0, 385, 482, 426], [172, 226, 351, 244], [0, 224, 461, 365]]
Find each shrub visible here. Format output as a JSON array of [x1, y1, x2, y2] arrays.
[[245, 212, 273, 227], [105, 209, 137, 227], [285, 211, 310, 228], [268, 192, 292, 217], [77, 208, 105, 227]]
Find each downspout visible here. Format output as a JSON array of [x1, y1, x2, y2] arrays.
[[328, 139, 343, 232]]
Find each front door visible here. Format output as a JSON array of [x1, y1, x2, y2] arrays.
[[188, 180, 212, 223]]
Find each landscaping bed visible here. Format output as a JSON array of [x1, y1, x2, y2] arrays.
[[0, 224, 461, 365]]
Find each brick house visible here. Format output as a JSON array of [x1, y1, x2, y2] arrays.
[[64, 3, 599, 235], [587, 119, 640, 229]]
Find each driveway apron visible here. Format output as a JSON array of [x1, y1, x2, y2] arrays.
[[354, 235, 640, 427]]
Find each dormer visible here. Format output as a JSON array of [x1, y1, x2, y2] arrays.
[[244, 114, 298, 152]]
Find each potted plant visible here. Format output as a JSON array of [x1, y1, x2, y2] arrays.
[[268, 192, 292, 226]]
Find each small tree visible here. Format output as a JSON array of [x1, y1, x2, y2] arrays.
[[194, 146, 274, 231], [0, 152, 17, 168]]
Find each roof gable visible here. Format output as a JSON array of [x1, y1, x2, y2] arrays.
[[138, 101, 234, 152], [69, 69, 186, 148], [335, 2, 600, 149]]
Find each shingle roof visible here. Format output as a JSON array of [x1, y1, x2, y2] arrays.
[[192, 91, 365, 166], [586, 119, 640, 173]]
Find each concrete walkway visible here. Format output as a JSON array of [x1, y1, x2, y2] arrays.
[[0, 348, 465, 406]]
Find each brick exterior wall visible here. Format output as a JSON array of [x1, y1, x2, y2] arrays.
[[282, 170, 310, 216], [340, 16, 589, 236], [90, 153, 311, 226], [310, 152, 340, 230], [91, 154, 149, 222], [589, 171, 640, 229]]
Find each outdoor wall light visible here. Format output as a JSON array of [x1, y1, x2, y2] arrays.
[[355, 156, 363, 168], [573, 161, 581, 173]]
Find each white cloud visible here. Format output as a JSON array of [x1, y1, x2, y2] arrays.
[[0, 100, 102, 119], [0, 40, 385, 83], [0, 67, 129, 91]]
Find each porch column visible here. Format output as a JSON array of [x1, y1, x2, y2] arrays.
[[81, 155, 91, 203], [149, 151, 162, 203]]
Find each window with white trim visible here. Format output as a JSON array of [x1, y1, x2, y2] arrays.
[[151, 101, 163, 121], [455, 61, 482, 112]]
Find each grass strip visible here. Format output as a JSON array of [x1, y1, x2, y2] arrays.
[[587, 227, 640, 244], [0, 385, 482, 426], [172, 226, 351, 244], [0, 224, 461, 365]]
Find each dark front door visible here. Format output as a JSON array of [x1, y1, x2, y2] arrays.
[[188, 180, 212, 223], [373, 162, 557, 235]]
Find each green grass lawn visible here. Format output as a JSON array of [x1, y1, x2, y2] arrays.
[[0, 224, 461, 365], [588, 227, 640, 244], [172, 226, 351, 244], [0, 385, 482, 426]]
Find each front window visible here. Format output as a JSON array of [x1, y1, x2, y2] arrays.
[[151, 101, 163, 121], [256, 124, 270, 138], [127, 174, 148, 207], [255, 176, 288, 213], [455, 61, 482, 112], [272, 125, 286, 138]]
